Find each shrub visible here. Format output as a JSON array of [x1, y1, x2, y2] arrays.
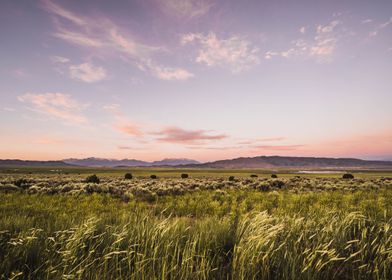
[[250, 174, 258, 178], [150, 175, 157, 179], [85, 174, 100, 184], [228, 176, 235, 181], [124, 173, 133, 180], [342, 173, 354, 179], [270, 180, 285, 189], [84, 183, 108, 194], [14, 178, 31, 189], [259, 183, 270, 192], [271, 174, 278, 178], [0, 184, 21, 193], [181, 173, 189, 179]]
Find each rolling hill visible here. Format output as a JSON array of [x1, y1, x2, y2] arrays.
[[183, 156, 392, 169]]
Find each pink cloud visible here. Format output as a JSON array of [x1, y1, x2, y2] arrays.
[[154, 127, 227, 144], [115, 122, 144, 137], [42, 0, 191, 81], [254, 145, 305, 151], [69, 62, 107, 83], [237, 137, 286, 145], [182, 32, 260, 73], [140, 60, 194, 81], [186, 145, 241, 150], [34, 137, 64, 145], [53, 29, 103, 48], [18, 93, 88, 125], [103, 104, 145, 137], [158, 0, 215, 19], [12, 68, 30, 78], [41, 0, 87, 26], [117, 146, 146, 150], [309, 131, 392, 158]]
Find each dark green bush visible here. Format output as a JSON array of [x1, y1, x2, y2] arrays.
[[124, 173, 133, 180], [228, 176, 235, 181], [271, 174, 278, 178], [342, 173, 354, 179], [150, 175, 158, 179], [85, 174, 100, 184], [270, 180, 285, 189], [250, 174, 258, 178], [181, 173, 189, 179], [259, 183, 270, 192], [14, 178, 31, 189]]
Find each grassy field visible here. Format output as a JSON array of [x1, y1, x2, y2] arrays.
[[1, 169, 392, 279], [1, 165, 392, 178]]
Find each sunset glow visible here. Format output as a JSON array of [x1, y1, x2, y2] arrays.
[[1, 0, 391, 161]]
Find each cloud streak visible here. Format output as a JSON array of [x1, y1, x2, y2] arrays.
[[154, 127, 227, 144], [158, 0, 214, 19], [139, 60, 194, 81], [50, 55, 70, 63], [42, 0, 192, 81], [369, 17, 392, 37], [182, 32, 260, 73], [69, 62, 107, 83], [268, 19, 342, 63], [18, 93, 88, 125], [115, 122, 144, 137], [253, 144, 305, 151]]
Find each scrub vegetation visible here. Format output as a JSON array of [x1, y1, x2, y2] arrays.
[[1, 172, 392, 279]]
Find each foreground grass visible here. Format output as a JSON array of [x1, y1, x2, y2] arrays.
[[1, 189, 392, 279]]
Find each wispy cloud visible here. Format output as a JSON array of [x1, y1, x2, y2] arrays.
[[104, 105, 228, 145], [369, 16, 392, 37], [108, 28, 161, 58], [186, 145, 241, 150], [316, 20, 339, 34], [42, 0, 191, 81], [103, 104, 145, 137], [254, 144, 305, 151], [115, 123, 144, 137], [53, 28, 103, 48], [117, 145, 145, 150], [139, 60, 194, 81], [34, 137, 64, 145], [264, 51, 279, 60], [270, 19, 341, 63], [310, 20, 340, 59], [362, 19, 373, 24], [158, 0, 214, 19], [18, 92, 88, 125], [181, 32, 260, 73], [237, 137, 286, 145], [12, 68, 30, 78], [42, 0, 87, 26], [2, 107, 16, 112], [154, 127, 227, 144], [69, 62, 107, 83], [50, 55, 70, 63]]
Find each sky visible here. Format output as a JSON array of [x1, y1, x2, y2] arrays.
[[0, 0, 391, 162]]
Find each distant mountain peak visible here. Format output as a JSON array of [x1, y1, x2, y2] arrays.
[[61, 157, 200, 167]]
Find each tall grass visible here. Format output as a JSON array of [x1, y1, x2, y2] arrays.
[[1, 189, 392, 279]]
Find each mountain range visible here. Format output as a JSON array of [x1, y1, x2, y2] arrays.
[[181, 156, 392, 169], [0, 156, 391, 169], [62, 158, 200, 167]]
